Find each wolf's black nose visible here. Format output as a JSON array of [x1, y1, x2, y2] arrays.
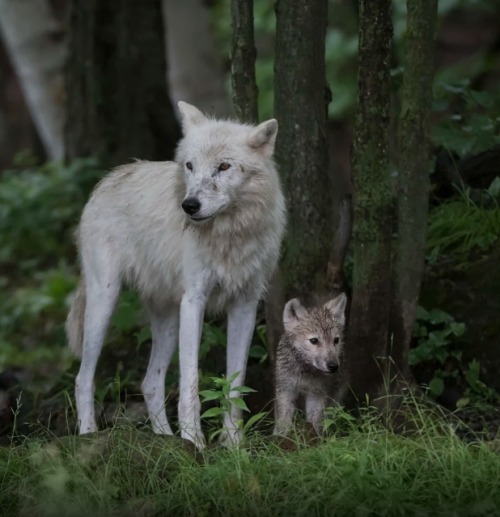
[[182, 197, 201, 215], [327, 362, 339, 373]]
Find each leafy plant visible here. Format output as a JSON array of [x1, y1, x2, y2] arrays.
[[200, 372, 266, 442], [410, 306, 466, 397], [411, 306, 499, 406]]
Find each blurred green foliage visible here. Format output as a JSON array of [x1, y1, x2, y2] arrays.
[[433, 85, 500, 157], [426, 180, 500, 266], [0, 159, 103, 393], [213, 0, 499, 121]]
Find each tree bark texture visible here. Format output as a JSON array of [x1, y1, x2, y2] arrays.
[[231, 0, 259, 123], [346, 0, 393, 402], [0, 0, 66, 160], [163, 0, 230, 118], [391, 0, 438, 377], [65, 0, 180, 168], [274, 0, 331, 299]]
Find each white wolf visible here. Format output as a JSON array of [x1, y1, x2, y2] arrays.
[[66, 102, 286, 447], [273, 293, 347, 436]]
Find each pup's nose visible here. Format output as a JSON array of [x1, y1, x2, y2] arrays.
[[182, 197, 201, 215], [327, 361, 339, 373]]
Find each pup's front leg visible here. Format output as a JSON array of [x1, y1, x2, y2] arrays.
[[178, 292, 206, 449], [305, 392, 327, 435], [219, 297, 258, 447], [273, 389, 297, 436]]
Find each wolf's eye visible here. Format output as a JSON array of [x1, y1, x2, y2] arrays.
[[218, 162, 231, 171], [334, 337, 340, 345], [309, 338, 319, 345], [186, 162, 193, 171]]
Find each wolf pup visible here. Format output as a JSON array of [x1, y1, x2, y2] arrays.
[[66, 102, 286, 448], [273, 293, 347, 436]]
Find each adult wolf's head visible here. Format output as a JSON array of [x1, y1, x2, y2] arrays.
[[175, 101, 278, 224], [282, 293, 347, 374]]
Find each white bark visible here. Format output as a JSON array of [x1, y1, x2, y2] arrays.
[[0, 0, 66, 160], [162, 0, 230, 117]]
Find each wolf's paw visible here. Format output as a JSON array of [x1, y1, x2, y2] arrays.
[[79, 421, 98, 435], [181, 428, 206, 450], [151, 421, 174, 436]]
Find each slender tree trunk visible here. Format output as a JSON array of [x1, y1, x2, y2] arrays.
[[390, 0, 438, 377], [346, 0, 393, 402], [163, 0, 230, 117], [65, 0, 179, 167], [231, 0, 259, 123], [0, 0, 66, 160], [274, 0, 331, 298]]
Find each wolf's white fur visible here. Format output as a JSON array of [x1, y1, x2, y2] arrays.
[[67, 102, 286, 447]]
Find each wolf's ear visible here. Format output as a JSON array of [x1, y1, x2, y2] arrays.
[[283, 298, 306, 331], [178, 101, 207, 131], [324, 293, 347, 325], [247, 119, 278, 156]]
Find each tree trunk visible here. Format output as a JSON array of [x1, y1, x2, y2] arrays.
[[0, 0, 66, 160], [65, 0, 180, 168], [274, 0, 331, 299], [162, 0, 230, 118], [391, 0, 438, 378], [346, 0, 393, 403], [231, 0, 259, 123]]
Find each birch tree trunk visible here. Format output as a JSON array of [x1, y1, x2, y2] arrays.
[[390, 0, 438, 378], [162, 0, 230, 117], [0, 0, 66, 160], [346, 0, 393, 402]]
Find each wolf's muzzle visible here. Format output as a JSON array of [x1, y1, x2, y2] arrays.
[[182, 197, 201, 215]]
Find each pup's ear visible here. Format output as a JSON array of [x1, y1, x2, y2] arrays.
[[178, 101, 207, 131], [247, 119, 278, 156], [283, 298, 307, 331], [324, 293, 347, 326]]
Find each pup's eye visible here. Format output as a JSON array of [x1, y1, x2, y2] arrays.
[[218, 162, 231, 171], [186, 162, 193, 171], [309, 338, 319, 345], [334, 337, 340, 345]]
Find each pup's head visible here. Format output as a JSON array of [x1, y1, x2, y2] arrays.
[[283, 293, 347, 374], [175, 101, 278, 224]]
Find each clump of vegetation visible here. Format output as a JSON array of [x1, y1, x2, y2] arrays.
[[426, 181, 500, 267], [1, 402, 500, 516], [411, 306, 500, 409], [0, 159, 102, 395]]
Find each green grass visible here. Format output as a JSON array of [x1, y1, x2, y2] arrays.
[[1, 405, 499, 516], [426, 186, 500, 266]]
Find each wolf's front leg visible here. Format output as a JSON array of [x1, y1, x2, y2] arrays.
[[305, 393, 327, 435], [178, 293, 206, 449], [219, 297, 258, 447], [273, 389, 297, 436]]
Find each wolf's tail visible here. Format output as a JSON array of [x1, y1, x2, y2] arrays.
[[66, 279, 86, 359]]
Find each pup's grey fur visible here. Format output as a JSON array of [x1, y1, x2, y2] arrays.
[[273, 293, 347, 435], [66, 102, 286, 448]]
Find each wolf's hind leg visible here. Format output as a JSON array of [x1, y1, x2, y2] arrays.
[[220, 298, 258, 447], [142, 305, 179, 435], [76, 276, 120, 434]]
